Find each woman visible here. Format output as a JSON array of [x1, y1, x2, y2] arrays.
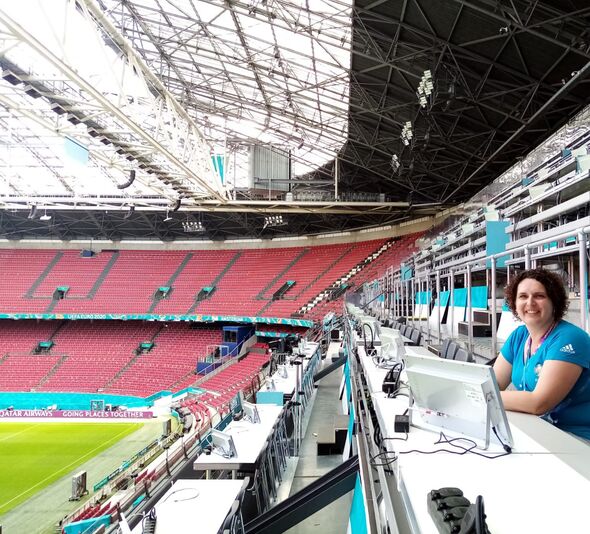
[[494, 268, 590, 440]]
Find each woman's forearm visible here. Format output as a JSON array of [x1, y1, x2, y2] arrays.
[[500, 390, 549, 416]]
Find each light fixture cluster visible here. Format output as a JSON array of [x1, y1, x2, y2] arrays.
[[401, 121, 413, 146], [263, 215, 287, 229], [390, 154, 400, 173], [182, 220, 206, 233], [417, 69, 433, 108]]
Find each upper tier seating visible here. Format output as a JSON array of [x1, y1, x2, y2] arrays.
[[304, 232, 423, 321], [0, 239, 389, 318]]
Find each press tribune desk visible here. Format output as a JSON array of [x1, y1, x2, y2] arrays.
[[193, 404, 283, 476], [357, 344, 590, 533], [257, 341, 320, 403], [130, 479, 243, 534]]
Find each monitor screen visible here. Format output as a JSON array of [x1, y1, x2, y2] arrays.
[[211, 429, 238, 458], [380, 328, 406, 362], [405, 354, 513, 449], [242, 401, 261, 424]]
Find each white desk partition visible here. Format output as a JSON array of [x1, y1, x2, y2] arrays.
[[193, 404, 283, 474], [497, 309, 520, 342], [358, 340, 590, 534], [448, 305, 466, 336], [130, 479, 243, 534]]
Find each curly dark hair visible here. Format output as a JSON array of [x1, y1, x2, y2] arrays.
[[504, 268, 569, 322]]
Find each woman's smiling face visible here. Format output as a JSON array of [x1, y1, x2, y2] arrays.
[[515, 277, 554, 331]]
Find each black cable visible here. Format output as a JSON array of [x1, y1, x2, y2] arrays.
[[369, 432, 511, 468], [475, 495, 485, 534], [492, 426, 512, 453], [362, 322, 375, 356]]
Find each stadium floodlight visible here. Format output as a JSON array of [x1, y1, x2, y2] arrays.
[[163, 210, 173, 222], [263, 215, 287, 229], [401, 121, 413, 146], [40, 210, 52, 221], [390, 154, 400, 173], [417, 69, 434, 107], [182, 220, 206, 233]]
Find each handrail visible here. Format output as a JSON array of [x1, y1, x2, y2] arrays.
[[360, 225, 590, 355]]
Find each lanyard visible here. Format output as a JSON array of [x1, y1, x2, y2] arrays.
[[523, 322, 556, 366]]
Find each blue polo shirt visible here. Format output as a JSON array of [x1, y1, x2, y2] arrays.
[[500, 320, 590, 440]]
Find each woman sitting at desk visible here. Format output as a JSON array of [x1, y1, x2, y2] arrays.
[[494, 268, 590, 440]]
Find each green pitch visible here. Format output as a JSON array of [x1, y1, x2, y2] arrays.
[[0, 422, 141, 516]]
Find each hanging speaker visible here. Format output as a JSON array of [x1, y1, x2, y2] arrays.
[[117, 170, 136, 189]]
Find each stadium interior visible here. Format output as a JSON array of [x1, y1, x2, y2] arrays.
[[0, 1, 588, 534]]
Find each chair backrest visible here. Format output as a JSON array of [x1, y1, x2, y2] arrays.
[[237, 476, 250, 503], [410, 328, 421, 345], [446, 341, 459, 360], [439, 338, 451, 358], [401, 324, 410, 337], [221, 499, 240, 532], [454, 348, 472, 362]]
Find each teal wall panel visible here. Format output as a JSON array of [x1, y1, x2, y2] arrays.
[[486, 221, 510, 268]]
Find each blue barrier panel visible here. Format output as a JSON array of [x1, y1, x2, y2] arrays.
[[415, 291, 432, 304], [256, 391, 284, 405], [453, 288, 467, 307], [348, 475, 368, 534], [63, 515, 110, 534], [471, 285, 488, 309], [486, 221, 510, 268], [440, 290, 450, 307], [0, 392, 146, 411]]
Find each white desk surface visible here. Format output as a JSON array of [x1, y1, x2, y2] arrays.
[[131, 479, 243, 534], [193, 404, 283, 471], [326, 341, 342, 360], [293, 341, 319, 359], [267, 342, 319, 395], [358, 344, 432, 394], [361, 347, 590, 534], [267, 357, 312, 395], [399, 451, 590, 534]]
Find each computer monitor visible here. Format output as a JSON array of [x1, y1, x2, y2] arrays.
[[242, 401, 261, 424], [380, 328, 406, 363], [211, 429, 238, 458], [404, 354, 513, 450], [278, 364, 289, 379]]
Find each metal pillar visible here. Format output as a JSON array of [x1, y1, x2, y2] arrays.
[[449, 269, 455, 338], [436, 270, 441, 344], [466, 264, 473, 354], [426, 275, 431, 343], [579, 232, 589, 333], [491, 257, 498, 358], [524, 247, 531, 269]]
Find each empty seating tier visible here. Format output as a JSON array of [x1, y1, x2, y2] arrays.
[[0, 239, 400, 319]]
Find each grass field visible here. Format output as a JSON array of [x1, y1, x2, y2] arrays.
[[0, 422, 141, 516]]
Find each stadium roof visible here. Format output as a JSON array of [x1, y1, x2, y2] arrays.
[[0, 0, 588, 241]]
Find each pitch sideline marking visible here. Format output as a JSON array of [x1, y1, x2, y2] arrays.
[[0, 425, 137, 511], [0, 423, 41, 443]]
